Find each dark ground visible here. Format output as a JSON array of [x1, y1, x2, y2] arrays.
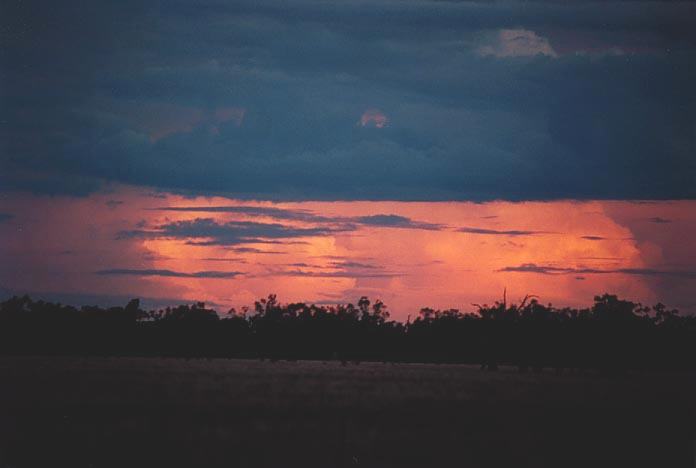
[[0, 357, 694, 468]]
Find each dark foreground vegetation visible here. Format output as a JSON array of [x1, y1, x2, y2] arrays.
[[1, 293, 695, 372], [1, 357, 695, 468], [1, 294, 695, 467]]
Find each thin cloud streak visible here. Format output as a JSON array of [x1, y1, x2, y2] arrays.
[[231, 247, 286, 255], [119, 218, 339, 246], [270, 269, 402, 279], [96, 269, 242, 279], [354, 214, 443, 230], [458, 227, 546, 236], [200, 258, 248, 263], [648, 217, 672, 224], [500, 264, 696, 279], [152, 206, 444, 230], [152, 206, 318, 221]]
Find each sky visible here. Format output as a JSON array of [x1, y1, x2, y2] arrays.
[[1, 1, 695, 318]]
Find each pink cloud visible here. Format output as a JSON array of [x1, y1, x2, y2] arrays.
[[477, 29, 557, 58], [359, 109, 388, 128]]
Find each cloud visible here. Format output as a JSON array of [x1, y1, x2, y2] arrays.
[[499, 264, 598, 275], [153, 205, 317, 221], [477, 29, 558, 58], [0, 213, 13, 223], [120, 218, 337, 246], [96, 268, 242, 278], [200, 257, 248, 263], [458, 227, 544, 236], [284, 262, 327, 269], [329, 261, 380, 270], [359, 109, 388, 128], [648, 217, 672, 224], [3, 0, 696, 201], [105, 200, 124, 209], [272, 269, 401, 279], [353, 214, 443, 230], [500, 263, 696, 279], [266, 256, 397, 278], [617, 268, 696, 280], [154, 206, 443, 230], [231, 247, 286, 254]]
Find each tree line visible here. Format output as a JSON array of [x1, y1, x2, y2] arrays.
[[1, 293, 694, 371]]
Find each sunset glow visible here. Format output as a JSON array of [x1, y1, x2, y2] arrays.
[[2, 188, 694, 319], [3, 0, 695, 316]]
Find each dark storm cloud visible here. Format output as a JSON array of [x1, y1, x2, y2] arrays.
[[3, 0, 696, 200], [96, 268, 242, 279], [119, 218, 339, 246], [500, 263, 696, 279]]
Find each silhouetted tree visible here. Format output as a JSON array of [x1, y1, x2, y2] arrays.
[[1, 293, 694, 370]]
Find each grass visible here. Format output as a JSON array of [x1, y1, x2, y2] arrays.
[[0, 357, 694, 467]]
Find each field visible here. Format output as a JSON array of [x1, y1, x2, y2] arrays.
[[0, 357, 694, 467]]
